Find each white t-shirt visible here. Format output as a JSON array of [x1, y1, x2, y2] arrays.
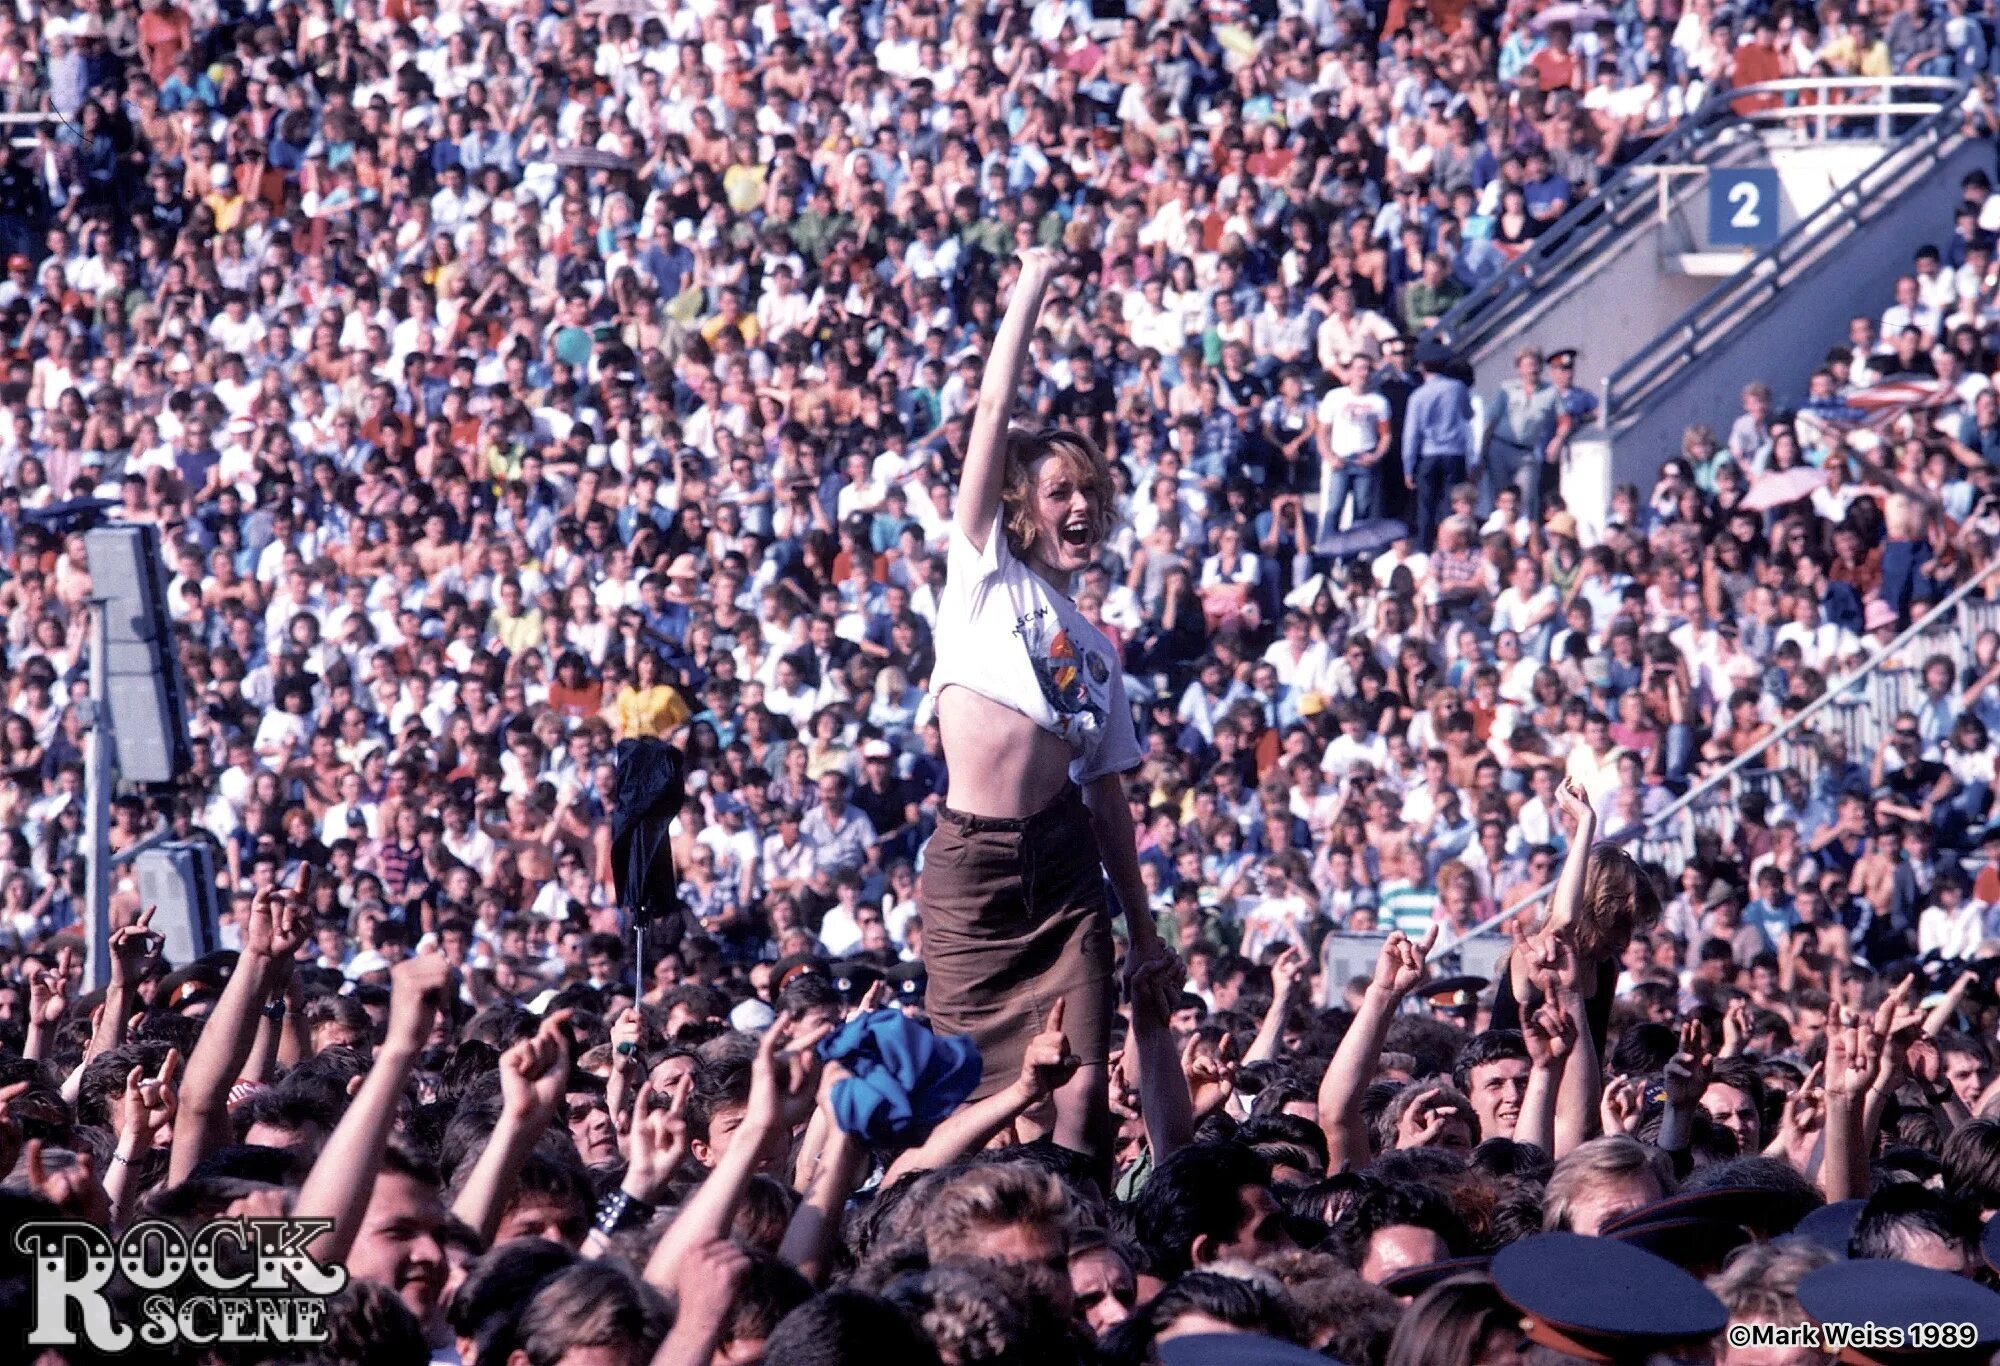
[[933, 513, 1142, 786], [1317, 386, 1391, 460]]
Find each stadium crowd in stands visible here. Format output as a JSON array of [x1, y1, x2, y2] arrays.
[[8, 0, 2000, 1364]]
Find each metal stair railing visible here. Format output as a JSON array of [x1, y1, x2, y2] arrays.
[[1428, 551, 2000, 961], [1425, 95, 1739, 358], [1427, 76, 1967, 367], [1602, 79, 1973, 429]]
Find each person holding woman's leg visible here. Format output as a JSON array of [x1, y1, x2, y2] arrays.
[[919, 247, 1178, 1169]]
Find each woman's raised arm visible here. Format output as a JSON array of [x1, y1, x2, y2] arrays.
[[957, 248, 1062, 550]]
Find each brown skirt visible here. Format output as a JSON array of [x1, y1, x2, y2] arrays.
[[918, 784, 1114, 1101]]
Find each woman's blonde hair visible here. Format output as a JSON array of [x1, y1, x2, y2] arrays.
[[1000, 428, 1117, 557], [1572, 844, 1664, 961]]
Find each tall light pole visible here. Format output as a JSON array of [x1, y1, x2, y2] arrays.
[[83, 596, 114, 990]]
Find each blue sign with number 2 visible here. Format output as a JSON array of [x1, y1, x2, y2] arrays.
[[1709, 168, 1781, 248]]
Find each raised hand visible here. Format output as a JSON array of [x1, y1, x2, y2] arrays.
[[1600, 1074, 1644, 1135], [1522, 998, 1577, 1070], [1014, 245, 1063, 280], [1123, 937, 1185, 1024], [1719, 998, 1754, 1058], [268, 888, 312, 959], [609, 1007, 644, 1077], [1874, 974, 1925, 1043], [1774, 1062, 1827, 1146], [1270, 944, 1310, 1001], [25, 1140, 110, 1225], [747, 1017, 833, 1134], [1907, 1034, 1943, 1091], [1016, 999, 1080, 1102], [1553, 775, 1595, 832], [1824, 1006, 1883, 1103], [849, 977, 892, 1019], [1866, 977, 1925, 1092], [385, 951, 453, 1055], [1662, 1018, 1714, 1109], [119, 1048, 181, 1154], [1527, 928, 1581, 1003], [1180, 1031, 1238, 1120], [0, 1079, 30, 1176], [500, 1010, 573, 1123], [1396, 1086, 1467, 1149], [243, 870, 311, 960], [28, 963, 68, 1029], [1370, 924, 1439, 1000], [108, 906, 162, 983], [624, 1074, 690, 1203]]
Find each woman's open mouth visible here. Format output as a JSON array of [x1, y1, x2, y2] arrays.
[[1059, 521, 1093, 547]]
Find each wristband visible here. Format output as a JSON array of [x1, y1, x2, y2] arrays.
[[262, 999, 287, 1022], [594, 1188, 656, 1237]]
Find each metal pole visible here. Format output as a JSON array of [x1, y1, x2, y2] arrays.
[[83, 599, 114, 991], [1430, 554, 2000, 961]]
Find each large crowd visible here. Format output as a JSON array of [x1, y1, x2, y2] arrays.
[[8, 0, 2000, 1362]]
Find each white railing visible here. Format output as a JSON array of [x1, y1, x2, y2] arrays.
[[1605, 78, 1973, 428], [1430, 552, 2000, 960], [1427, 76, 1967, 366], [1724, 74, 1968, 141], [0, 110, 57, 148]]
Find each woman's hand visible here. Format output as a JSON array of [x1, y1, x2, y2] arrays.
[[1553, 775, 1594, 833], [1014, 246, 1063, 283], [1123, 936, 1184, 1022]]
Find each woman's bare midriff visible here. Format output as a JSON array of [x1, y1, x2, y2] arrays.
[[936, 685, 1079, 818]]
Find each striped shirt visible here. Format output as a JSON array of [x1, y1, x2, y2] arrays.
[[1378, 880, 1439, 938]]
